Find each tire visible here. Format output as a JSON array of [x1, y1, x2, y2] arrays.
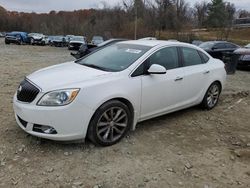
[[87, 100, 132, 146], [201, 82, 221, 110], [5, 40, 9, 44]]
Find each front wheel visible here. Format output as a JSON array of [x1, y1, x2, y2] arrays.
[[201, 82, 221, 110], [87, 100, 132, 146]]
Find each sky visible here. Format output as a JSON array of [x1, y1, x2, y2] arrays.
[[0, 0, 249, 13]]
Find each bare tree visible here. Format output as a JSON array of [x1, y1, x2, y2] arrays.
[[194, 1, 208, 28]]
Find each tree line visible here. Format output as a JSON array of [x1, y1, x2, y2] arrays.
[[0, 0, 249, 40]]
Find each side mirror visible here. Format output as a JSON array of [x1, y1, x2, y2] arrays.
[[147, 64, 166, 75]]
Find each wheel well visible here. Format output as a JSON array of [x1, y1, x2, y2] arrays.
[[106, 98, 135, 130], [213, 80, 222, 91], [112, 98, 134, 116]]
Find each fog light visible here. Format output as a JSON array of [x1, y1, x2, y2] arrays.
[[33, 124, 57, 134]]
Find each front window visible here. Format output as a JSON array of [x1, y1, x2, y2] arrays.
[[76, 43, 151, 72], [147, 47, 179, 70]]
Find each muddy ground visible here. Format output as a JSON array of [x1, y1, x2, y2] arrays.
[[0, 39, 249, 188]]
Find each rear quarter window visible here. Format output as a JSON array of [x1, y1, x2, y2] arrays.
[[198, 51, 210, 63]]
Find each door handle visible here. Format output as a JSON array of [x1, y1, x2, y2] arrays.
[[175, 77, 183, 81], [203, 70, 210, 74]]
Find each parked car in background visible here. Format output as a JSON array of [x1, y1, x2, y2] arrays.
[[167, 39, 179, 42], [50, 36, 67, 47], [91, 36, 104, 45], [192, 40, 203, 46], [234, 48, 250, 70], [65, 35, 74, 44], [43, 36, 50, 45], [13, 40, 226, 146], [138, 37, 157, 40], [68, 36, 87, 50], [71, 38, 127, 59], [5, 31, 29, 45], [245, 44, 250, 49], [0, 32, 6, 37], [28, 33, 46, 45], [199, 41, 240, 60]]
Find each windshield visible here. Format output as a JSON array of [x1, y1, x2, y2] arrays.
[[76, 43, 151, 72], [55, 36, 63, 40], [199, 42, 215, 49], [93, 36, 103, 40], [71, 36, 85, 41]]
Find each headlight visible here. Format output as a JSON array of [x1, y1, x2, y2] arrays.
[[37, 89, 80, 106]]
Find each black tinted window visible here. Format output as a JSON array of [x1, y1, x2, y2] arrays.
[[182, 47, 203, 66], [225, 43, 237, 48], [198, 51, 210, 63], [214, 43, 226, 49], [147, 47, 179, 70]]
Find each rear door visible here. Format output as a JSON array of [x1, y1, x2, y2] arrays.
[[179, 47, 210, 105]]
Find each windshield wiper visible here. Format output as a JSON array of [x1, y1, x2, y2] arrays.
[[82, 64, 110, 71]]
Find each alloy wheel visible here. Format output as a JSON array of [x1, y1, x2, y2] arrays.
[[96, 107, 128, 143], [207, 84, 220, 108]]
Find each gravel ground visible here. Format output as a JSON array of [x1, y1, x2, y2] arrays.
[[0, 39, 250, 188]]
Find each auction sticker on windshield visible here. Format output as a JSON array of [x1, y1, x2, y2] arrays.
[[125, 49, 142, 54]]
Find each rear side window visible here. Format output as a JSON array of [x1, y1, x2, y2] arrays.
[[181, 47, 203, 66], [198, 51, 210, 63], [225, 43, 238, 49]]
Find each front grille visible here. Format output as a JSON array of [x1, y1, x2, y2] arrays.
[[17, 79, 40, 103], [17, 116, 28, 128]]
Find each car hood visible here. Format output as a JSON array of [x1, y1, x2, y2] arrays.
[[32, 36, 43, 39], [27, 62, 111, 91]]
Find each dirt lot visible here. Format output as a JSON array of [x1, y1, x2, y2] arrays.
[[0, 38, 249, 188]]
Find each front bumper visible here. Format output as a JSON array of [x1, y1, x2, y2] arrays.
[[13, 93, 94, 141], [33, 39, 45, 44]]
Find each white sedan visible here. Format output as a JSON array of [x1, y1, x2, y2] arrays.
[[13, 40, 226, 146]]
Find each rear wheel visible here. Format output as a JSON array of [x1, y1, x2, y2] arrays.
[[201, 82, 221, 110], [87, 100, 132, 146]]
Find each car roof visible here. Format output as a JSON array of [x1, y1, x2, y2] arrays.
[[119, 40, 194, 48], [203, 41, 230, 44]]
